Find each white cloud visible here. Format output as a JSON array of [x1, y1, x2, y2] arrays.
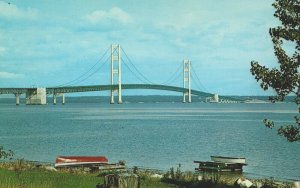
[[85, 7, 132, 25], [0, 1, 38, 19], [0, 71, 23, 79]]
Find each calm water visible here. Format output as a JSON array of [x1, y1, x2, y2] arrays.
[[0, 100, 299, 180]]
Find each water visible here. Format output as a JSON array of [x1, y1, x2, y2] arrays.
[[0, 100, 299, 180]]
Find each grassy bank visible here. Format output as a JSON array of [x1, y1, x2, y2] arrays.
[[0, 168, 102, 188], [0, 168, 175, 188], [0, 161, 297, 188]]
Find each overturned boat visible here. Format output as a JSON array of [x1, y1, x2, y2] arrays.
[[55, 156, 108, 168], [194, 156, 247, 172], [211, 156, 246, 164]]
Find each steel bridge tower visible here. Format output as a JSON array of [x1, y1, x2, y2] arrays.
[[183, 59, 191, 103], [110, 44, 122, 104]]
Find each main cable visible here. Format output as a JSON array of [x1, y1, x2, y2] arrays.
[[67, 55, 110, 86], [191, 75, 204, 91], [121, 58, 150, 84], [160, 63, 182, 85], [54, 47, 110, 87], [120, 47, 155, 84], [191, 64, 208, 92]]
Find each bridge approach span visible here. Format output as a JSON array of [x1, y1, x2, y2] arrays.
[[0, 88, 28, 94]]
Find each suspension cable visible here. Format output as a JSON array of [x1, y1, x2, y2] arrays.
[[121, 58, 150, 84], [191, 64, 208, 92], [120, 47, 155, 84], [160, 63, 182, 85], [191, 75, 204, 90], [54, 47, 110, 87], [67, 55, 110, 86]]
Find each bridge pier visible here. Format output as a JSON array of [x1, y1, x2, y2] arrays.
[[53, 93, 65, 105], [15, 93, 20, 105], [110, 91, 122, 104], [110, 91, 115, 104], [26, 88, 47, 105], [118, 86, 122, 104], [62, 93, 65, 105], [53, 94, 57, 105]]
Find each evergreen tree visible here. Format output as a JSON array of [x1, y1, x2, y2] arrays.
[[250, 0, 300, 142]]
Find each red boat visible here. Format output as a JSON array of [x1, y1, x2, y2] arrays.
[[55, 156, 108, 168]]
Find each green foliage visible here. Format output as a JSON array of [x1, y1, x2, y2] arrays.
[[0, 145, 14, 160], [162, 165, 232, 188], [163, 165, 184, 182], [250, 0, 300, 142], [263, 119, 275, 129], [133, 166, 139, 174], [175, 164, 183, 180], [170, 167, 175, 179]]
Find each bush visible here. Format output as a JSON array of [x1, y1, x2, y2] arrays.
[[0, 145, 14, 160]]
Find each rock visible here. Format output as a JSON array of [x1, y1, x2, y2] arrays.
[[45, 166, 57, 171], [294, 181, 300, 188], [252, 181, 263, 188], [235, 178, 253, 188], [150, 174, 163, 179]]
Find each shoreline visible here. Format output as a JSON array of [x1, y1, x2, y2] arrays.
[[1, 159, 299, 188], [1, 159, 299, 182]]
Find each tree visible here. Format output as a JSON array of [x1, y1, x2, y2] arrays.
[[250, 0, 300, 142], [0, 145, 14, 159]]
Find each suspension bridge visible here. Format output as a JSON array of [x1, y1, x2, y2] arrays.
[[0, 44, 233, 105]]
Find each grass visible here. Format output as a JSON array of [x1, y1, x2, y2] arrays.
[[0, 162, 248, 188], [0, 161, 294, 188], [0, 168, 175, 188], [0, 168, 102, 188], [140, 176, 176, 188]]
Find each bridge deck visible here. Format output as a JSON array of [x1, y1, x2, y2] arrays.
[[0, 84, 243, 102], [0, 88, 29, 94], [46, 84, 213, 97], [0, 84, 213, 97]]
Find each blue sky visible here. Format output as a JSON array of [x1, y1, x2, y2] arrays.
[[0, 0, 281, 96]]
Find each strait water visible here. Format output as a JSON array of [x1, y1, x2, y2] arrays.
[[0, 100, 299, 180]]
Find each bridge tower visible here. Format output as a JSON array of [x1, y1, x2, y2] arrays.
[[183, 59, 191, 103], [110, 44, 122, 104]]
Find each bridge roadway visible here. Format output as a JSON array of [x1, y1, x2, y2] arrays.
[[47, 84, 213, 97], [0, 84, 213, 97]]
